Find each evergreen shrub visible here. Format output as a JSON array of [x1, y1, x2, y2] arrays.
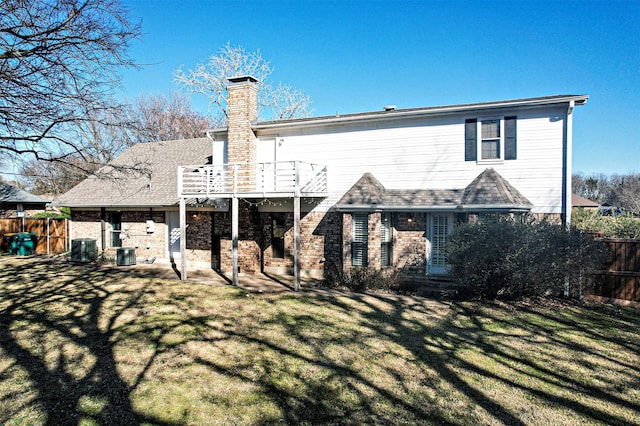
[[446, 218, 608, 300]]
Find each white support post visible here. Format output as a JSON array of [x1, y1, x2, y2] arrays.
[[294, 161, 301, 291], [232, 195, 239, 286], [180, 197, 187, 281]]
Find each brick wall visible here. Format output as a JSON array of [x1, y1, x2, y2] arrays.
[[258, 211, 341, 277], [227, 77, 258, 191], [341, 211, 428, 278], [71, 209, 168, 259], [392, 213, 427, 277], [219, 203, 263, 273]]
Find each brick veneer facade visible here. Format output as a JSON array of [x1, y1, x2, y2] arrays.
[[72, 206, 562, 278], [342, 211, 428, 276], [71, 209, 167, 259]]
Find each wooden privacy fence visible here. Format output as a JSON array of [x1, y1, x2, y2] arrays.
[[588, 238, 640, 304], [0, 218, 69, 255]]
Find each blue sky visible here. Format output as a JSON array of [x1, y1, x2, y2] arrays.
[[120, 0, 639, 176]]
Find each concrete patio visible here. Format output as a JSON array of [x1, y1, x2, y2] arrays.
[[101, 258, 322, 293]]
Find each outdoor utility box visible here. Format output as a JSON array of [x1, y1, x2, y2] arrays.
[[8, 232, 36, 255], [71, 238, 98, 262], [116, 247, 136, 266]]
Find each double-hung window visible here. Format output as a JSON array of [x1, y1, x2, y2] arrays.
[[481, 119, 500, 160], [351, 213, 368, 267], [465, 116, 517, 162]]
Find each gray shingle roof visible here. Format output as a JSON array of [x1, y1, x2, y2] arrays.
[[336, 169, 531, 211], [0, 183, 50, 204], [461, 168, 532, 208], [571, 193, 599, 208], [57, 138, 212, 207]]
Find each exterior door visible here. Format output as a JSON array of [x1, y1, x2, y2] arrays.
[[426, 214, 452, 275], [211, 212, 223, 270], [257, 138, 277, 191]]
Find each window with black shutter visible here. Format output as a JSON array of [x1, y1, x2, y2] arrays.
[[465, 116, 517, 162]]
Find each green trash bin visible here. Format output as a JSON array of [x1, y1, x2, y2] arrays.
[[16, 232, 35, 255]]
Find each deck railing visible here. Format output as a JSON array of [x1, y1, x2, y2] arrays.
[[178, 161, 328, 197]]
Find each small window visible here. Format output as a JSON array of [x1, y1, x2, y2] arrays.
[[272, 213, 286, 259], [352, 213, 368, 267]]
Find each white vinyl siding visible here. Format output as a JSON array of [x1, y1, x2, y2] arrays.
[[257, 105, 568, 215]]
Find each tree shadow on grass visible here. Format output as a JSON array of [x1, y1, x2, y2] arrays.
[[1, 257, 638, 425], [315, 292, 640, 425], [0, 257, 178, 425], [209, 291, 639, 424]]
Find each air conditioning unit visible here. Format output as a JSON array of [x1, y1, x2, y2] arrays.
[[116, 247, 136, 266], [71, 238, 98, 262]]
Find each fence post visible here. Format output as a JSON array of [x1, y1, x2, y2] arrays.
[[47, 218, 50, 255]]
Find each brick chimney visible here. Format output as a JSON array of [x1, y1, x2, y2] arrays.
[[227, 76, 258, 165]]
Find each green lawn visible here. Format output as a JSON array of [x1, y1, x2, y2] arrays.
[[0, 256, 638, 425]]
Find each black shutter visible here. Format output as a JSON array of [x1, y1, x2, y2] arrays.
[[505, 116, 517, 160], [352, 213, 368, 267], [465, 119, 477, 161]]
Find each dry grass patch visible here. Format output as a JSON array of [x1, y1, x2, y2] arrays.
[[0, 256, 638, 425]]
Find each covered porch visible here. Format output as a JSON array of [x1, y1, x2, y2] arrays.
[[177, 160, 328, 290]]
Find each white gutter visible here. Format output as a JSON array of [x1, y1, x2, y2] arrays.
[[202, 95, 589, 135], [251, 95, 590, 132], [335, 204, 532, 212]]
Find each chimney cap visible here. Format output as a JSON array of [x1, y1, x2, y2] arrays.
[[383, 105, 396, 111], [228, 75, 259, 84]]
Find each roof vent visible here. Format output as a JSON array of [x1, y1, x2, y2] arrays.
[[383, 105, 396, 111]]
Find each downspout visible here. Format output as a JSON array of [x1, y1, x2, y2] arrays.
[[563, 100, 575, 230], [100, 207, 106, 254], [563, 100, 575, 297]]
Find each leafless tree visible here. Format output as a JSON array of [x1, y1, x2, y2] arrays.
[[573, 172, 640, 214], [573, 173, 611, 204], [20, 103, 137, 194], [174, 43, 312, 124], [126, 91, 214, 143], [0, 0, 141, 171], [610, 173, 640, 214], [21, 91, 215, 194]]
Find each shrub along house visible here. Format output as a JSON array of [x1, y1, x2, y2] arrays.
[[58, 76, 587, 289]]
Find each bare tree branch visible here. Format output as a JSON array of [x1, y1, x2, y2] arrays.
[[0, 0, 141, 165], [174, 42, 312, 123], [125, 91, 214, 143]]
